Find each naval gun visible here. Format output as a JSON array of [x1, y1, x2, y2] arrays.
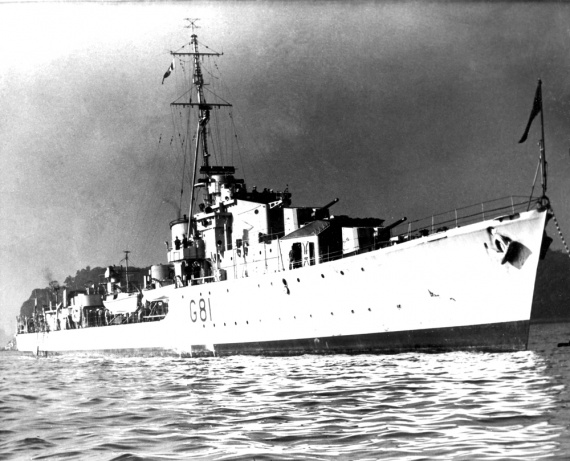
[[382, 216, 407, 232], [312, 198, 340, 220], [377, 217, 407, 246]]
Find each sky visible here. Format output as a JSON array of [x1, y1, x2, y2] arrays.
[[1, 1, 570, 342]]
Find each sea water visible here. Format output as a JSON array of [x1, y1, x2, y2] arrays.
[[1, 322, 569, 461]]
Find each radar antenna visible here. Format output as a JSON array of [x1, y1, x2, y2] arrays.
[[184, 18, 200, 34]]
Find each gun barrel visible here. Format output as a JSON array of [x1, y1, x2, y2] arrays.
[[383, 217, 407, 231], [322, 198, 340, 210]]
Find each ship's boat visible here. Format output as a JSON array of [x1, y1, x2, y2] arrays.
[[15, 23, 553, 357], [101, 259, 142, 316]]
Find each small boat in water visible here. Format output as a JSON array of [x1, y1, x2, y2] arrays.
[[16, 23, 553, 357]]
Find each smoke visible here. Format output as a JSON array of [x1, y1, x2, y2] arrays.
[[43, 267, 54, 286]]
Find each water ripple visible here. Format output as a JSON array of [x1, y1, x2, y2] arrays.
[[0, 323, 569, 459]]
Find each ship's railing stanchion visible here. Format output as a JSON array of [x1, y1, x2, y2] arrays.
[[191, 275, 216, 284], [388, 195, 540, 244]]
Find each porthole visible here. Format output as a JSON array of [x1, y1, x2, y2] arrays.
[[340, 271, 344, 275], [255, 209, 259, 214], [368, 308, 371, 312], [361, 268, 365, 271], [330, 312, 334, 315], [297, 278, 300, 282], [321, 274, 325, 278], [235, 322, 237, 325], [351, 310, 354, 313], [246, 321, 249, 325]]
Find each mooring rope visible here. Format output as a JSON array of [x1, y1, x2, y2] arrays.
[[550, 206, 570, 258]]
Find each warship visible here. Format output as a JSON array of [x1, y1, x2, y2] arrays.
[[15, 24, 552, 357]]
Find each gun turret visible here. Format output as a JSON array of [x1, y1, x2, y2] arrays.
[[313, 198, 339, 219], [376, 217, 407, 248]]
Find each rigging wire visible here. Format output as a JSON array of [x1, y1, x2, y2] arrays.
[[214, 58, 232, 166], [135, 68, 192, 261], [211, 104, 221, 165], [178, 135, 189, 214], [206, 57, 221, 166], [229, 111, 247, 183], [129, 134, 165, 251], [134, 36, 258, 263], [199, 41, 222, 56], [201, 61, 244, 180], [527, 154, 542, 211], [113, 41, 199, 266], [214, 62, 275, 184], [229, 98, 273, 181]]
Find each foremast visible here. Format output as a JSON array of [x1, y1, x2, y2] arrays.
[[167, 22, 237, 285], [170, 23, 232, 235]]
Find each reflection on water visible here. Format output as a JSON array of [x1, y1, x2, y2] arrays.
[[1, 322, 569, 460]]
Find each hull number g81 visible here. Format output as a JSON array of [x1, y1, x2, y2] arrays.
[[189, 298, 212, 322]]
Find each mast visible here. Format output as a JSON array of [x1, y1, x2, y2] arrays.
[[192, 33, 210, 170], [123, 250, 130, 292], [538, 80, 547, 199], [520, 79, 548, 207], [169, 20, 232, 238]]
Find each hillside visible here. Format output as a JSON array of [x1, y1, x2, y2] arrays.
[[19, 265, 148, 318]]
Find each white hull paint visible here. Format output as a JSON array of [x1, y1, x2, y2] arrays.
[[16, 208, 547, 356]]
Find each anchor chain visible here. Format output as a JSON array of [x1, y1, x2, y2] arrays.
[[550, 207, 570, 258]]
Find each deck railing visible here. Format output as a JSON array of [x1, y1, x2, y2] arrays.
[[389, 195, 541, 242]]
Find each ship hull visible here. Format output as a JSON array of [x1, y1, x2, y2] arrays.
[[212, 320, 530, 356], [16, 209, 547, 356], [16, 320, 528, 357]]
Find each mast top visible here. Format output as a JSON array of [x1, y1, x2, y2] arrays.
[[170, 27, 223, 57], [185, 18, 200, 34], [122, 250, 131, 291]]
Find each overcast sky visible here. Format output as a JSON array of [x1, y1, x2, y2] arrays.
[[2, 1, 570, 340]]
